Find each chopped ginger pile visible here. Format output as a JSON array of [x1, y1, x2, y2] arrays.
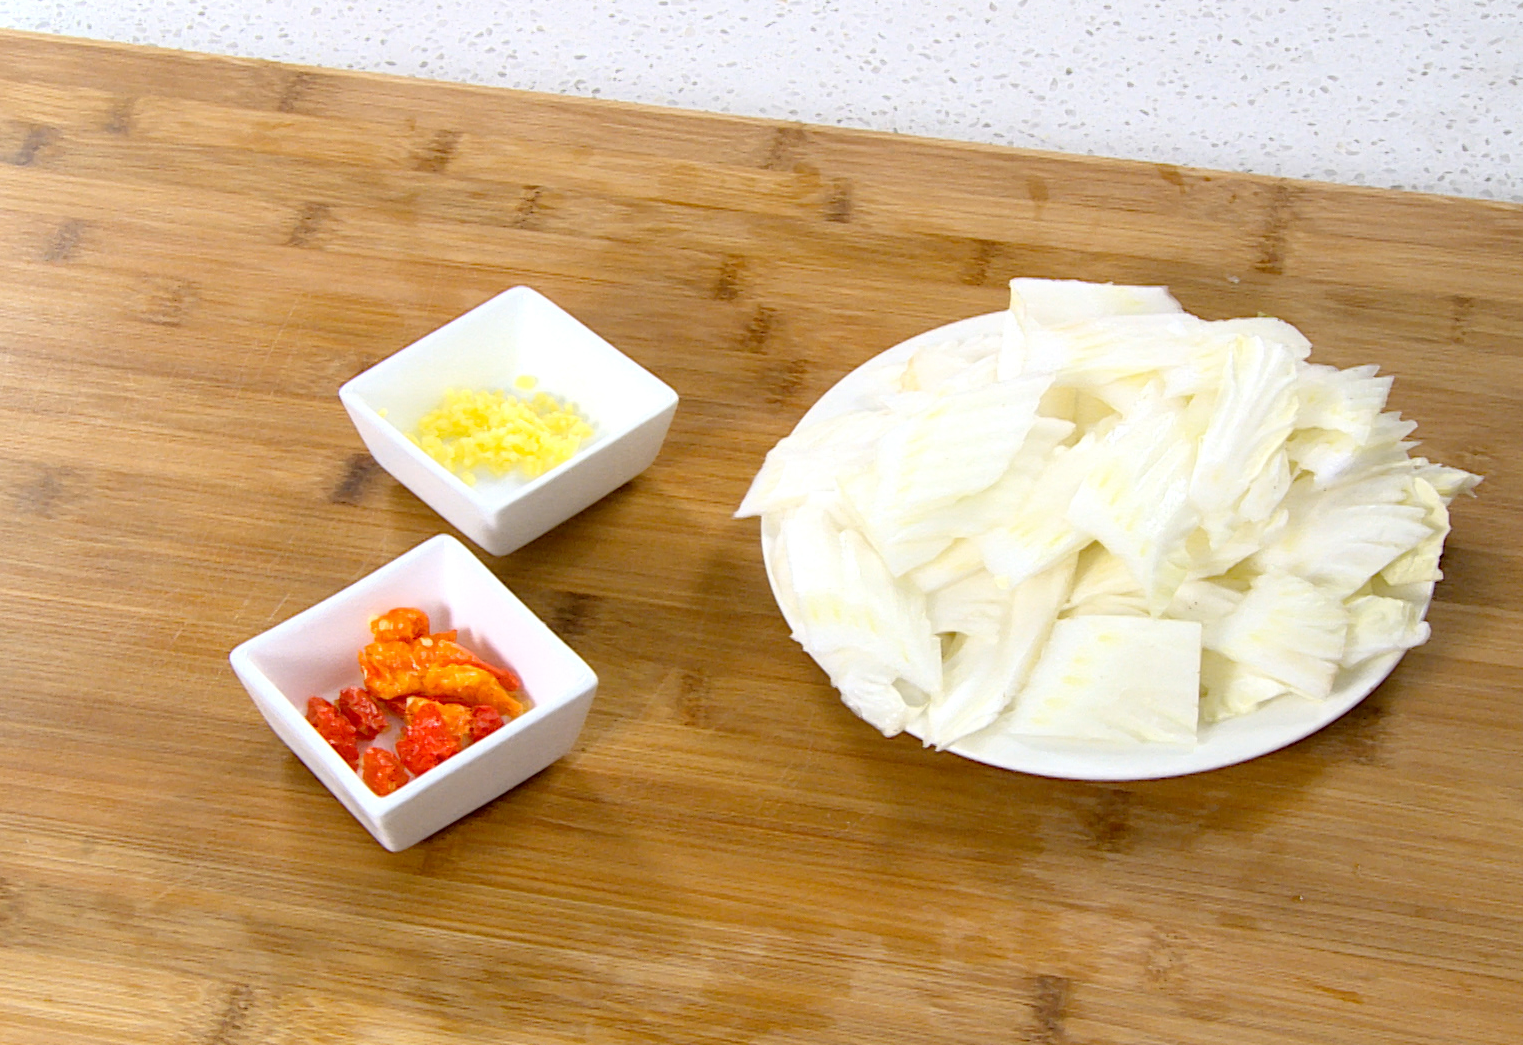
[[411, 382, 594, 485]]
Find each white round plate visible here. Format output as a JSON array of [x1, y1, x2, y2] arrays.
[[759, 313, 1428, 781]]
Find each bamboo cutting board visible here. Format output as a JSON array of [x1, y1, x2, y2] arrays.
[[2, 28, 1521, 1044]]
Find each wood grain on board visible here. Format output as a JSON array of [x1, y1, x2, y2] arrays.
[[1, 28, 1521, 1045]]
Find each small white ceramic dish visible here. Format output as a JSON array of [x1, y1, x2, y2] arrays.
[[229, 534, 598, 850], [340, 286, 679, 556], [758, 312, 1428, 781]]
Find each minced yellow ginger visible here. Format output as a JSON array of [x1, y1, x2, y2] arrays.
[[411, 383, 594, 485]]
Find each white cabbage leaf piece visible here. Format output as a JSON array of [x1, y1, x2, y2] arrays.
[[1414, 459, 1483, 503], [904, 539, 987, 595], [1294, 363, 1392, 444], [1252, 471, 1433, 599], [1182, 449, 1293, 580], [977, 429, 1106, 589], [1065, 388, 1198, 611], [1200, 651, 1291, 723], [846, 372, 1054, 575], [1020, 314, 1310, 404], [1024, 313, 1207, 390], [1189, 335, 1299, 526], [1237, 448, 1293, 524], [1166, 578, 1245, 625], [1062, 544, 1145, 617], [925, 568, 1009, 644], [776, 499, 941, 735], [736, 409, 898, 519], [1158, 316, 1313, 399], [999, 280, 1183, 379], [924, 556, 1077, 749], [1285, 411, 1419, 491], [893, 418, 1075, 544], [1341, 593, 1432, 668], [1009, 278, 1185, 326], [1004, 615, 1203, 746], [1203, 572, 1348, 700], [901, 334, 1001, 394], [1379, 477, 1450, 586]]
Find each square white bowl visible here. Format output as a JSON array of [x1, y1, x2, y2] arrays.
[[339, 286, 679, 556], [229, 534, 598, 851]]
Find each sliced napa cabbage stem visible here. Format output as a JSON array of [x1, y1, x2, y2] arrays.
[[1063, 544, 1144, 615], [976, 431, 1105, 590], [846, 372, 1055, 575], [1251, 471, 1434, 599], [1294, 363, 1393, 444], [926, 569, 1010, 644], [1004, 615, 1203, 746], [1203, 572, 1347, 701], [1188, 335, 1300, 529], [1341, 593, 1432, 667], [1200, 652, 1291, 723], [1379, 477, 1449, 586], [736, 409, 899, 519], [923, 555, 1076, 750], [775, 497, 941, 736], [1286, 412, 1418, 491], [891, 417, 1075, 545], [1064, 387, 1199, 613]]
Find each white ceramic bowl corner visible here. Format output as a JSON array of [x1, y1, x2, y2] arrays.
[[340, 286, 679, 556], [229, 534, 598, 851]]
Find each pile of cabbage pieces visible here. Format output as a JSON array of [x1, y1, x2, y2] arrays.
[[738, 279, 1479, 751]]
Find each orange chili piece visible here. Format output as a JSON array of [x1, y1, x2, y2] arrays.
[[361, 747, 410, 796], [305, 696, 359, 769], [395, 701, 460, 776], [337, 687, 388, 740]]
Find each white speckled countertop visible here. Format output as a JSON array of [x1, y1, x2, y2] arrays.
[[3, 0, 1520, 202]]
